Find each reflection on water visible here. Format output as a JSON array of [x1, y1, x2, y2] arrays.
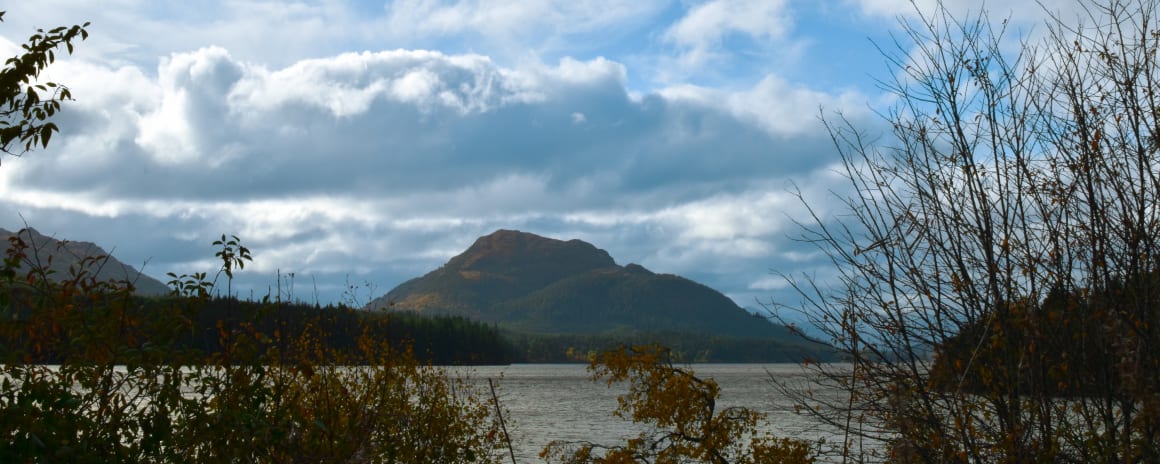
[[456, 363, 843, 462]]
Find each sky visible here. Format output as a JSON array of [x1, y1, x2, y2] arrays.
[[0, 0, 1079, 317]]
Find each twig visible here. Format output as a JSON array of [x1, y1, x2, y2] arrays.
[[488, 378, 518, 464]]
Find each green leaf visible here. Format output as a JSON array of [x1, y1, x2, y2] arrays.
[[40, 123, 53, 148]]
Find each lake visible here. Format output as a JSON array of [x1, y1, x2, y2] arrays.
[[457, 363, 848, 462], [15, 363, 855, 461]]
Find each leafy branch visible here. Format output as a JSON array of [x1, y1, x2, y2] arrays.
[[0, 11, 89, 156]]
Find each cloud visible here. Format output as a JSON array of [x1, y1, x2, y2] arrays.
[[2, 1, 371, 71], [136, 47, 246, 165], [382, 0, 667, 58], [663, 0, 793, 66], [850, 0, 1086, 30], [0, 0, 906, 312], [660, 75, 869, 137], [0, 44, 869, 304]]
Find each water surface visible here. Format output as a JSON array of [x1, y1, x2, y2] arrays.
[[459, 363, 840, 461]]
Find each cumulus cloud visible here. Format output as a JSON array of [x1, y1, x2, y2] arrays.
[[0, 0, 904, 310], [5, 44, 865, 304]]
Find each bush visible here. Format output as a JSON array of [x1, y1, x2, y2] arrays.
[[0, 232, 509, 463], [542, 344, 816, 464]]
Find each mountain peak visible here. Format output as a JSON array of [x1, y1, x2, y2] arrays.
[[0, 227, 47, 241], [456, 229, 615, 272], [0, 227, 169, 296], [371, 230, 619, 315], [371, 230, 805, 341]]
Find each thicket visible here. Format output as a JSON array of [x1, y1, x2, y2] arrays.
[[777, 0, 1160, 461], [542, 345, 816, 464], [0, 231, 509, 463], [928, 271, 1160, 398]]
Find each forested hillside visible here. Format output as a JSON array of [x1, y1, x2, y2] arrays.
[[373, 229, 831, 362]]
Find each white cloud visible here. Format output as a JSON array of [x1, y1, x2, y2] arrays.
[[749, 275, 789, 291], [660, 75, 870, 137], [0, 0, 901, 308], [666, 0, 792, 45], [382, 0, 666, 57], [391, 69, 439, 104], [728, 76, 869, 136], [136, 88, 196, 164], [542, 56, 627, 87], [664, 0, 792, 67], [136, 47, 245, 165], [220, 51, 635, 128]]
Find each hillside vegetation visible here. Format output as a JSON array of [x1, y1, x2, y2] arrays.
[[372, 229, 830, 362]]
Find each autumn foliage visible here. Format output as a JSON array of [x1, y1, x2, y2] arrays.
[[542, 344, 815, 464], [0, 232, 509, 463]]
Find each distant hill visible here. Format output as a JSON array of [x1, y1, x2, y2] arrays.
[[0, 227, 169, 296], [369, 230, 806, 343]]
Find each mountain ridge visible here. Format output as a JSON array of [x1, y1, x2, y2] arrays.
[[370, 229, 804, 343], [0, 227, 169, 296]]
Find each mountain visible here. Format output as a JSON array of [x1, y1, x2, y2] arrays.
[[369, 230, 802, 342], [0, 227, 169, 296]]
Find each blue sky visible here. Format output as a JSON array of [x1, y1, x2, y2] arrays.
[[0, 1, 1075, 316]]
